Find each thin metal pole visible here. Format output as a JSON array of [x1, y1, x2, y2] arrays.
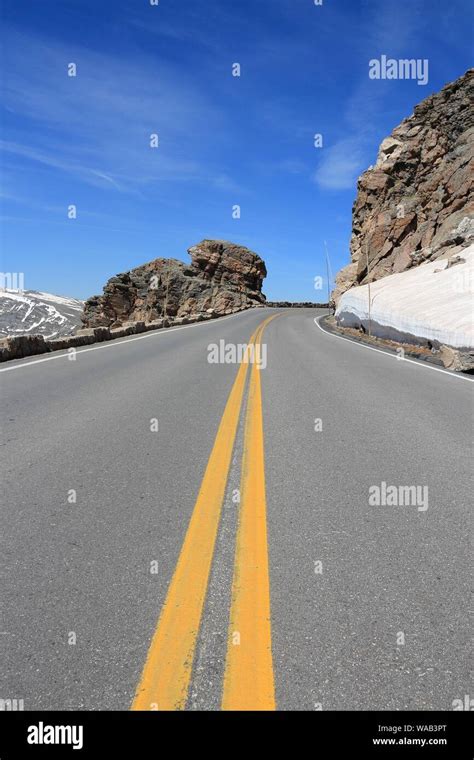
[[366, 244, 371, 337], [164, 266, 170, 319], [324, 240, 331, 316]]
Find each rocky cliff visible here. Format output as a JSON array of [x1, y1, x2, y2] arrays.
[[82, 240, 267, 327], [333, 69, 474, 304]]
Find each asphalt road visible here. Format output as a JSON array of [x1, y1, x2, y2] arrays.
[[0, 308, 472, 711]]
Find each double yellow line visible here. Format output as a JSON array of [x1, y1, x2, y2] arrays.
[[131, 315, 277, 711], [222, 317, 276, 710]]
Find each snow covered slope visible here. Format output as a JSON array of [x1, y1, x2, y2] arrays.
[[335, 245, 474, 349], [0, 290, 84, 338]]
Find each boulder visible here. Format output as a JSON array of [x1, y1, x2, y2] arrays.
[[46, 336, 86, 352], [81, 240, 267, 328], [0, 334, 49, 361], [118, 321, 146, 334], [93, 327, 111, 341], [75, 328, 96, 341], [109, 327, 133, 339], [145, 319, 164, 330], [439, 345, 474, 373]]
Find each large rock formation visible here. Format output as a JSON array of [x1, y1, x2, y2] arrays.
[[333, 69, 474, 304], [82, 240, 267, 327]]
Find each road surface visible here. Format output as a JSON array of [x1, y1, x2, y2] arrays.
[[1, 308, 472, 710]]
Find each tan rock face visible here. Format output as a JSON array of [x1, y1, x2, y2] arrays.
[[81, 240, 267, 327], [439, 345, 474, 373], [333, 69, 474, 305]]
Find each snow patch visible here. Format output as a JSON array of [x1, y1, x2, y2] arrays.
[[336, 245, 474, 349]]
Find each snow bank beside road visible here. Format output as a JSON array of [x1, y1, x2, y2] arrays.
[[335, 245, 474, 349]]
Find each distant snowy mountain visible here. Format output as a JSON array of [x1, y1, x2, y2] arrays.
[[0, 290, 84, 338]]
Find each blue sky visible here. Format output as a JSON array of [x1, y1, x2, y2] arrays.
[[1, 0, 472, 301]]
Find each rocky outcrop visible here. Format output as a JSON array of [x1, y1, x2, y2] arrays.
[[82, 240, 267, 327], [332, 69, 474, 305]]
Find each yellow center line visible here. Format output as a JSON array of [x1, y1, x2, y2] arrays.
[[222, 316, 277, 711], [131, 314, 276, 711]]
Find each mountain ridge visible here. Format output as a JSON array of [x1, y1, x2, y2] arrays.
[[0, 289, 84, 338]]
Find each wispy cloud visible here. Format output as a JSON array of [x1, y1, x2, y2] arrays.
[[313, 0, 427, 190], [314, 138, 368, 190], [1, 141, 130, 191], [2, 26, 233, 194]]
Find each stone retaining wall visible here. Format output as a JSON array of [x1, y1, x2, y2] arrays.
[[0, 310, 226, 363]]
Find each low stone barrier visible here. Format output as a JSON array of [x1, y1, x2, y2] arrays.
[[0, 335, 50, 362], [0, 307, 230, 363]]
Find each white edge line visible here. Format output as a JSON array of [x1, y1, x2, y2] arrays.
[[0, 311, 256, 373], [314, 316, 474, 384]]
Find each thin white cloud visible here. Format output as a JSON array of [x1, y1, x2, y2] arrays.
[[1, 26, 234, 193], [314, 138, 368, 190], [313, 0, 426, 191]]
